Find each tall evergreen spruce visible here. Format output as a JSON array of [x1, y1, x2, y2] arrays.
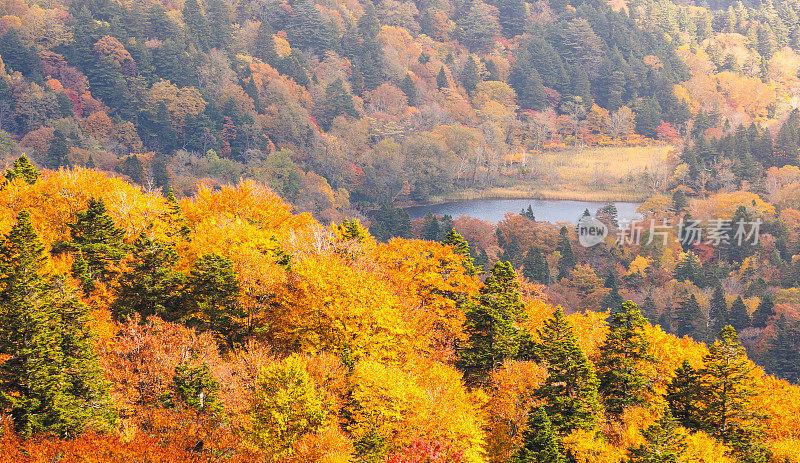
[[601, 272, 624, 312], [522, 247, 549, 284], [596, 301, 656, 419], [728, 296, 751, 331], [399, 73, 418, 106], [764, 315, 800, 382], [183, 253, 242, 346], [665, 359, 704, 430], [442, 229, 478, 275], [45, 129, 70, 170], [459, 262, 528, 384], [673, 294, 705, 340], [0, 211, 115, 436], [5, 155, 40, 185], [751, 294, 775, 328], [628, 410, 687, 463], [555, 227, 575, 280], [533, 307, 601, 434], [436, 66, 448, 89], [700, 326, 769, 463], [112, 233, 185, 321], [708, 284, 728, 337], [515, 406, 566, 463], [62, 198, 127, 284]]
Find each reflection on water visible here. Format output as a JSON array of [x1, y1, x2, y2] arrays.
[[406, 199, 641, 224]]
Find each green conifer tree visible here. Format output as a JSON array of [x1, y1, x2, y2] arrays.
[[533, 307, 601, 434], [0, 211, 115, 436], [172, 361, 221, 413], [183, 253, 242, 347], [763, 315, 800, 382], [112, 234, 185, 321], [399, 73, 418, 106], [596, 301, 656, 419], [700, 326, 770, 463], [666, 359, 704, 430], [459, 262, 528, 383], [708, 284, 728, 337], [5, 155, 40, 185], [437, 66, 448, 89], [728, 296, 751, 331], [556, 227, 575, 280], [673, 294, 706, 340], [751, 294, 775, 328], [515, 406, 566, 463], [443, 229, 478, 275], [461, 56, 481, 93], [522, 247, 549, 284], [45, 129, 70, 170], [61, 198, 127, 284]]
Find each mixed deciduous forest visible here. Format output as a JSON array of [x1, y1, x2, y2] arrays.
[[0, 164, 796, 462], [3, 0, 800, 460]]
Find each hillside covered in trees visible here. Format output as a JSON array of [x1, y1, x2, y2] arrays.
[[0, 164, 799, 462], [4, 0, 800, 215]]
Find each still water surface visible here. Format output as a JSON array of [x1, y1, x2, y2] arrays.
[[406, 199, 641, 224]]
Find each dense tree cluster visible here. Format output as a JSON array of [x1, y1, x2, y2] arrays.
[[0, 166, 798, 462]]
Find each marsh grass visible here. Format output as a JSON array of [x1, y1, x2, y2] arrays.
[[430, 145, 674, 204]]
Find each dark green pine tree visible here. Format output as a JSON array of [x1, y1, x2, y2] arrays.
[[437, 66, 448, 89], [205, 0, 232, 48], [522, 247, 549, 284], [459, 262, 528, 384], [556, 227, 575, 280], [515, 406, 567, 463], [763, 315, 800, 382], [320, 78, 359, 131], [112, 233, 185, 321], [509, 60, 546, 110], [63, 198, 127, 284], [171, 361, 221, 413], [673, 294, 706, 340], [421, 213, 441, 241], [665, 359, 704, 430], [596, 301, 656, 419], [773, 109, 800, 167], [254, 19, 278, 65], [533, 307, 601, 434], [672, 189, 689, 213], [497, 0, 526, 38], [165, 188, 192, 240], [628, 410, 687, 463], [700, 326, 770, 463], [674, 252, 701, 284], [399, 73, 418, 107], [5, 155, 41, 185], [708, 284, 728, 338], [461, 56, 481, 93], [0, 211, 115, 436], [751, 294, 775, 328], [728, 296, 751, 331], [182, 0, 209, 50], [45, 129, 70, 170], [183, 253, 242, 347], [639, 296, 658, 324], [601, 272, 624, 312], [442, 229, 478, 276]]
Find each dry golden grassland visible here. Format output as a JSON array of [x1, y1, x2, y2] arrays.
[[432, 145, 676, 204]]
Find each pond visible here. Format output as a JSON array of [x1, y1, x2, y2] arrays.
[[406, 199, 642, 224]]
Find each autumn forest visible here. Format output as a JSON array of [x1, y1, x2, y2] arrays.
[[3, 0, 800, 460]]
